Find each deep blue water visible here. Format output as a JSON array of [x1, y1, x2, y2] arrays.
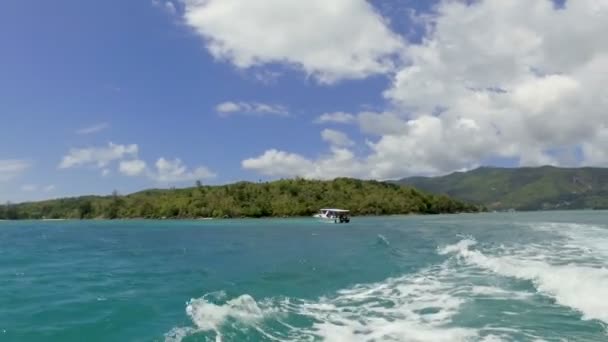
[[2, 212, 608, 341]]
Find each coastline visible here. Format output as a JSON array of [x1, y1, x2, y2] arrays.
[[0, 211, 484, 222]]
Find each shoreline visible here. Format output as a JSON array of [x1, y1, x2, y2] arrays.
[[1, 211, 483, 222]]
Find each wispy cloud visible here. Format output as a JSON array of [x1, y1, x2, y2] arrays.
[[215, 101, 289, 117], [0, 160, 31, 182], [152, 0, 177, 14], [21, 184, 37, 192], [314, 112, 355, 124], [20, 184, 55, 193], [76, 123, 109, 135]]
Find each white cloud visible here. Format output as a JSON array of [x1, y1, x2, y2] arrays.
[[182, 0, 405, 83], [321, 129, 354, 147], [21, 184, 55, 193], [242, 149, 313, 177], [243, 0, 608, 179], [253, 70, 281, 84], [242, 147, 367, 180], [59, 143, 216, 183], [357, 111, 409, 136], [215, 101, 289, 117], [119, 159, 147, 176], [59, 143, 138, 169], [582, 127, 608, 166], [152, 0, 177, 14], [21, 184, 37, 192], [165, 1, 176, 14], [377, 0, 608, 175], [215, 102, 240, 113], [151, 158, 216, 183], [0, 160, 30, 182], [314, 112, 355, 124], [76, 123, 109, 135], [19, 184, 55, 193]]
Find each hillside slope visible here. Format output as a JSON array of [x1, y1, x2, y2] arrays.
[[397, 166, 608, 210]]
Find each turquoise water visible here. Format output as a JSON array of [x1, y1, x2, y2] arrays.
[[2, 212, 608, 341]]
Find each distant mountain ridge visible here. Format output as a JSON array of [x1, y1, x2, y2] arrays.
[[396, 166, 608, 210]]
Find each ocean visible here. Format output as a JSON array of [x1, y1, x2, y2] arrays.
[[1, 211, 607, 341]]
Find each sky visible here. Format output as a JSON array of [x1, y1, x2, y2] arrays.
[[1, 0, 607, 202]]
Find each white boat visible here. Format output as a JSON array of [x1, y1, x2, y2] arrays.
[[313, 208, 351, 223]]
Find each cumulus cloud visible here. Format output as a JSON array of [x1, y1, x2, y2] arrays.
[[60, 143, 216, 183], [182, 0, 405, 83], [321, 129, 354, 147], [243, 0, 608, 179], [242, 150, 313, 177], [373, 0, 608, 175], [242, 148, 366, 179], [76, 123, 109, 135], [215, 101, 289, 117], [582, 127, 608, 166], [0, 160, 31, 182], [314, 112, 356, 124], [119, 159, 147, 176], [151, 158, 216, 183], [117, 157, 215, 183], [59, 143, 138, 169]]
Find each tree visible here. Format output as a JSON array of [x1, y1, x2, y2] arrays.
[[78, 201, 93, 219], [7, 179, 479, 219], [5, 201, 18, 220]]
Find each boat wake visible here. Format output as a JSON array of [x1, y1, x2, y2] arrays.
[[166, 221, 608, 342], [166, 263, 531, 341], [440, 223, 608, 324]]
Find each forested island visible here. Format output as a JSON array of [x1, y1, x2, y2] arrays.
[[0, 178, 482, 220]]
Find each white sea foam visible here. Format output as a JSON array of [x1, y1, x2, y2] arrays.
[[165, 292, 276, 342], [284, 268, 477, 342], [441, 237, 608, 324], [467, 285, 532, 300], [167, 263, 483, 342], [532, 222, 608, 260]]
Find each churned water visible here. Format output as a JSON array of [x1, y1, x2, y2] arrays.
[[2, 211, 608, 341]]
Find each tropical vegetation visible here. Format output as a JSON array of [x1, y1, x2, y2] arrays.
[[397, 166, 608, 210], [1, 178, 481, 220]]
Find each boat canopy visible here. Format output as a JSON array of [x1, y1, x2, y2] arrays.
[[320, 208, 350, 213]]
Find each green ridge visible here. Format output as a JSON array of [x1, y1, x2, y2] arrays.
[[397, 166, 608, 210]]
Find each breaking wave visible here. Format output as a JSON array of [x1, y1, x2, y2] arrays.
[[440, 223, 608, 324]]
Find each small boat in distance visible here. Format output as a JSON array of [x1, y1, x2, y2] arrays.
[[314, 208, 351, 223]]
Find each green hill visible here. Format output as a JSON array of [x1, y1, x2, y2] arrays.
[[397, 166, 608, 210], [1, 178, 481, 220]]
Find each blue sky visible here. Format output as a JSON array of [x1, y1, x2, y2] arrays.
[[1, 0, 607, 202]]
